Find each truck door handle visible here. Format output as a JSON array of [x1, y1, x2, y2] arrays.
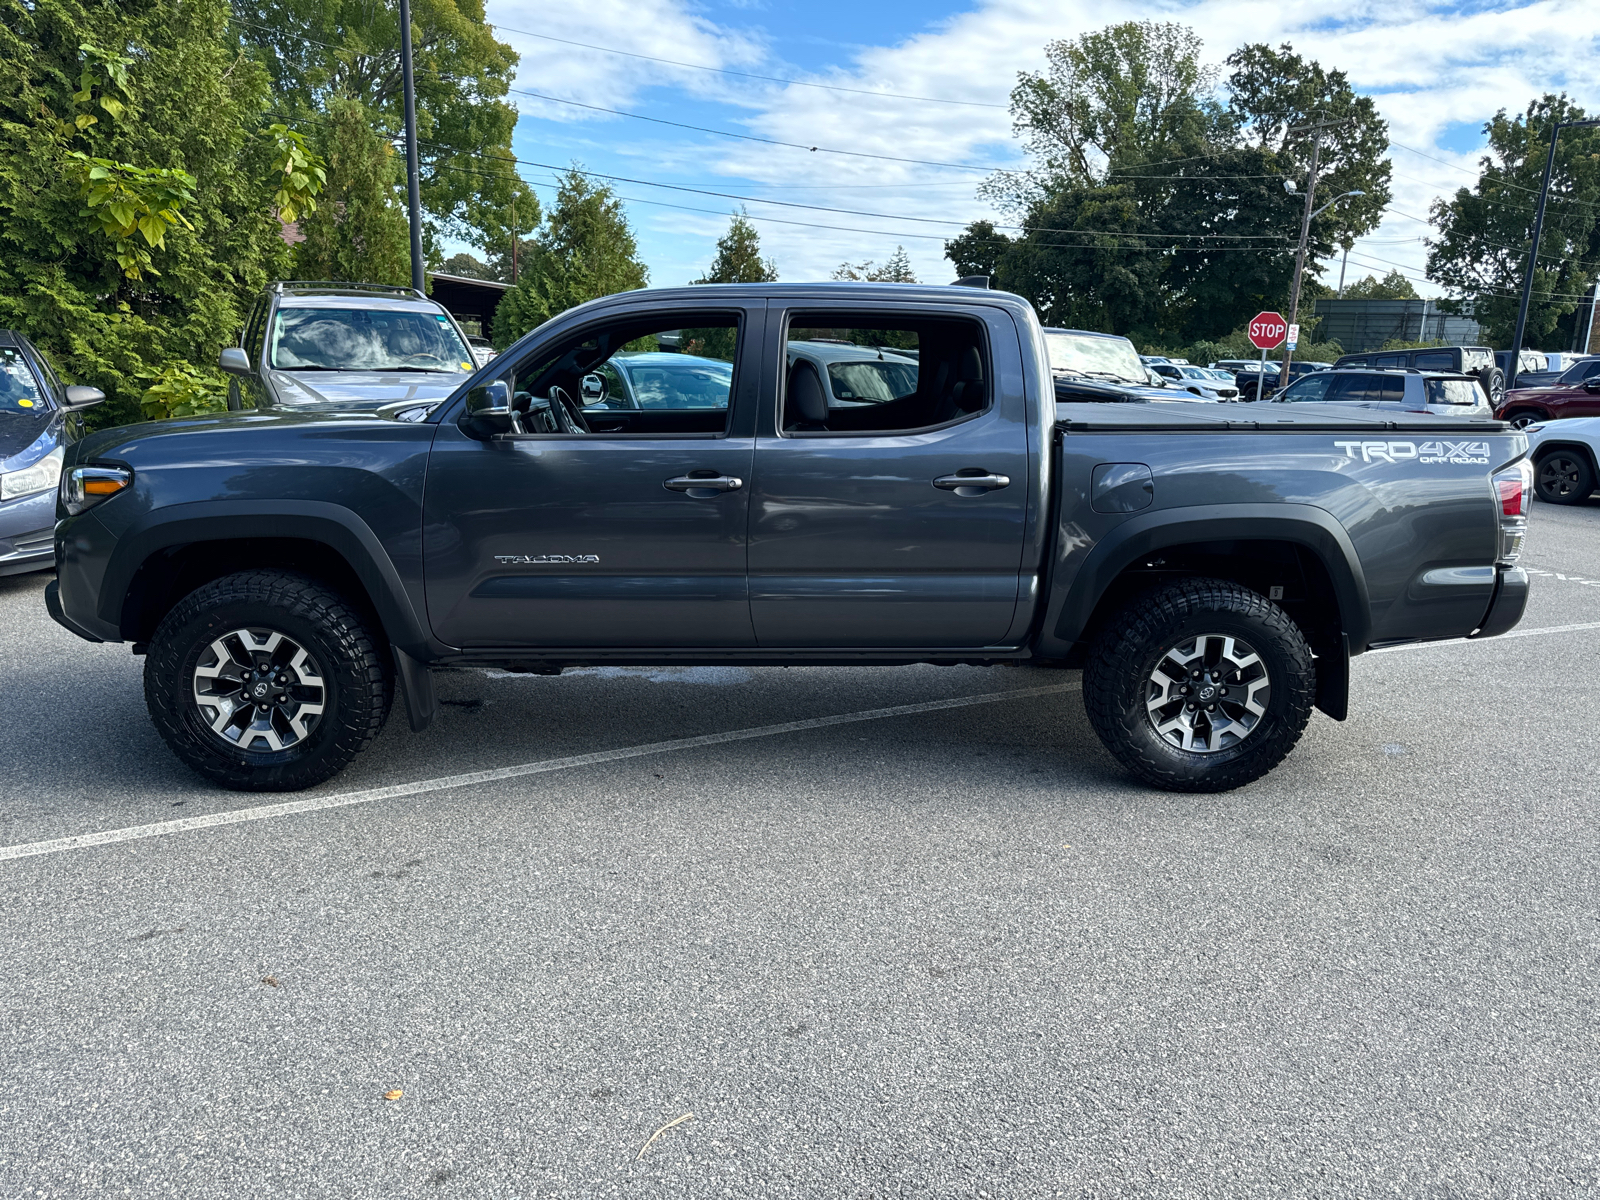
[[664, 474, 743, 496], [934, 471, 1011, 495]]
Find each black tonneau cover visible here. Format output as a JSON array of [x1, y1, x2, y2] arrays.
[[1056, 401, 1507, 435]]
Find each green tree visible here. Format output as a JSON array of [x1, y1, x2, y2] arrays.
[[988, 20, 1222, 209], [1342, 269, 1418, 300], [492, 167, 648, 345], [945, 220, 1010, 279], [1223, 43, 1392, 249], [831, 246, 917, 282], [0, 0, 294, 427], [694, 210, 777, 283], [1426, 94, 1600, 349], [293, 97, 411, 285], [438, 251, 493, 279], [237, 0, 536, 260]]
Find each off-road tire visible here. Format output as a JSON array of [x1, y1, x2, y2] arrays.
[[1084, 578, 1315, 793], [145, 571, 392, 792], [1534, 450, 1596, 505]]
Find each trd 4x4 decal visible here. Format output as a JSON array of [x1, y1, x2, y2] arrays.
[[1335, 440, 1490, 465]]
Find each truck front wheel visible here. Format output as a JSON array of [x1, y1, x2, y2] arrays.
[[1084, 578, 1315, 792], [145, 571, 393, 792]]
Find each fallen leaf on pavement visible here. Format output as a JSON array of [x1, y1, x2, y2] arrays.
[[384, 1089, 404, 1101]]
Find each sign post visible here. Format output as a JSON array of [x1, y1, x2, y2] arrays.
[[1247, 311, 1288, 401]]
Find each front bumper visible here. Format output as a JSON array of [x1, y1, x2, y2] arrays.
[[45, 578, 103, 642], [1471, 566, 1530, 639]]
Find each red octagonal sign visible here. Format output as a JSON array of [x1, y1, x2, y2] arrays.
[[1248, 311, 1288, 350]]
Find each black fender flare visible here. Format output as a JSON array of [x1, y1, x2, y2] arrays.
[[101, 499, 436, 657], [1042, 502, 1372, 654]]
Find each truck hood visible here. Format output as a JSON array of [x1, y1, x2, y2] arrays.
[[1504, 382, 1591, 403], [71, 408, 401, 464], [1051, 373, 1173, 404], [269, 369, 464, 411]]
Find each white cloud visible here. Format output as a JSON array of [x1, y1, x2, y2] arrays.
[[488, 0, 1600, 293]]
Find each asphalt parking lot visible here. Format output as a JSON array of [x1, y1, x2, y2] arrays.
[[3, 497, 1599, 1199]]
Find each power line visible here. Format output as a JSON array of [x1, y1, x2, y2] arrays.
[[507, 86, 1004, 173], [484, 23, 1009, 110]]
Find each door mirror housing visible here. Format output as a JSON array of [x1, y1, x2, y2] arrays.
[[459, 379, 513, 438], [1584, 377, 1600, 393], [219, 347, 252, 376], [62, 385, 105, 410], [580, 373, 608, 405]]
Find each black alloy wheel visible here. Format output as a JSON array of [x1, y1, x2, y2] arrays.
[[1534, 452, 1596, 505]]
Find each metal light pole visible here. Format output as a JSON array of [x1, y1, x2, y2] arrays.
[[1507, 117, 1600, 389], [399, 0, 425, 294]]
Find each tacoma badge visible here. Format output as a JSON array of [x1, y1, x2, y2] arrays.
[[494, 554, 600, 565]]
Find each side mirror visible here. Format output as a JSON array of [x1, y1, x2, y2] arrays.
[[1584, 377, 1600, 393], [63, 385, 105, 410], [219, 347, 252, 376], [459, 379, 513, 438], [580, 373, 608, 406]]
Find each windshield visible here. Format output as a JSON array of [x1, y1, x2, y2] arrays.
[[827, 360, 919, 403], [1044, 330, 1145, 383], [269, 307, 474, 373], [0, 347, 45, 414]]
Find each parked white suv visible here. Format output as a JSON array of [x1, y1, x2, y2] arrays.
[[1274, 368, 1495, 419]]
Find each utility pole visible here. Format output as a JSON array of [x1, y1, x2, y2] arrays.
[[511, 194, 518, 284], [1281, 119, 1344, 381], [399, 0, 425, 294], [1336, 244, 1350, 298], [1508, 116, 1600, 389]]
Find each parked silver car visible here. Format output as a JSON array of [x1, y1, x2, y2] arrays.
[[1149, 362, 1240, 400], [220, 282, 480, 412], [1275, 368, 1495, 419]]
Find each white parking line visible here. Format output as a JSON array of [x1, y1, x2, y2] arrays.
[[1366, 620, 1600, 654], [0, 683, 1080, 863], [5, 617, 1596, 864]]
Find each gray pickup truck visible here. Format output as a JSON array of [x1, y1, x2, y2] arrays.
[[46, 283, 1532, 795]]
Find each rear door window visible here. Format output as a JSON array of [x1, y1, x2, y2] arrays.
[[1423, 379, 1484, 406]]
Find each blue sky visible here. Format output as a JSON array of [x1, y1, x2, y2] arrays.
[[475, 0, 1600, 297]]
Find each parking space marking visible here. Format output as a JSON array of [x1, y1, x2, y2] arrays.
[[0, 683, 1080, 863], [1366, 620, 1600, 655]]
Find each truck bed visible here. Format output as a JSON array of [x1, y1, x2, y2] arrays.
[[1056, 401, 1507, 433]]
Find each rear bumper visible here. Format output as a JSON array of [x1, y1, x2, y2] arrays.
[[1471, 566, 1529, 639]]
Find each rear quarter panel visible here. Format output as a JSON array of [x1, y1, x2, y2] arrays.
[[1042, 418, 1526, 653]]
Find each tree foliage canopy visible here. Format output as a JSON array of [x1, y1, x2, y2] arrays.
[[694, 210, 778, 284], [1342, 269, 1418, 300], [0, 0, 294, 425], [235, 0, 537, 260], [492, 168, 648, 347], [1426, 94, 1600, 349], [292, 97, 410, 286], [955, 24, 1392, 347]]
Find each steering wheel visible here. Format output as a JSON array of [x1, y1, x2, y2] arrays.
[[546, 385, 591, 434]]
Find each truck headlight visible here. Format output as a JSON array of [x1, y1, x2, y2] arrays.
[[1491, 460, 1532, 565], [1, 445, 64, 501], [60, 464, 133, 515]]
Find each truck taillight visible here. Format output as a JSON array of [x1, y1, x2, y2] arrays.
[[1491, 460, 1532, 564]]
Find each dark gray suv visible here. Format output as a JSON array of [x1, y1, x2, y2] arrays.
[[221, 281, 480, 413]]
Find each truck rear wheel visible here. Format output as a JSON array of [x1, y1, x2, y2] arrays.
[[1084, 578, 1315, 792], [145, 571, 392, 792]]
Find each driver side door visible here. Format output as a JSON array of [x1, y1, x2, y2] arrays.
[[422, 302, 763, 649]]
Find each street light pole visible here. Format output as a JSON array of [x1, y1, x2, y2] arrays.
[[399, 0, 425, 294], [1507, 117, 1600, 389]]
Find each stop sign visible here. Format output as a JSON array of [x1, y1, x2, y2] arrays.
[[1248, 311, 1287, 350]]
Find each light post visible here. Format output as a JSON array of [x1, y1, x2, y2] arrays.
[[1281, 175, 1364, 379], [1507, 117, 1600, 389], [399, 0, 425, 294]]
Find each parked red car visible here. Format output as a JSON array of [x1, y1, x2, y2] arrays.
[[1495, 357, 1600, 427]]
